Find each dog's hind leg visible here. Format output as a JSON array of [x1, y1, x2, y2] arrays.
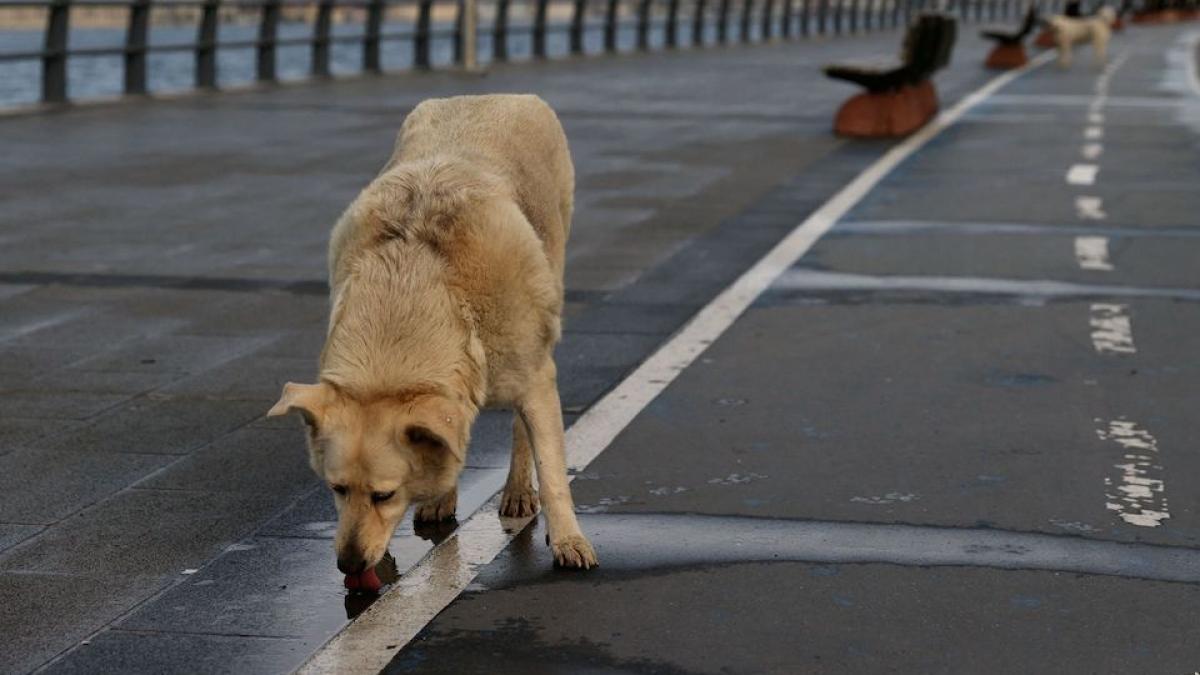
[[518, 361, 597, 569], [414, 488, 458, 523], [500, 413, 540, 518]]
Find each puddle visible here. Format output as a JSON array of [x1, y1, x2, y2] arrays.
[[344, 551, 402, 620]]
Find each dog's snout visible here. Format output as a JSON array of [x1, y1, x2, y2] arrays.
[[337, 550, 367, 575]]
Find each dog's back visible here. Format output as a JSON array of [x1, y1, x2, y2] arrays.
[[387, 95, 573, 270]]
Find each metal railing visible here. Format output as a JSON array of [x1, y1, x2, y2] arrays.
[[0, 0, 1067, 105]]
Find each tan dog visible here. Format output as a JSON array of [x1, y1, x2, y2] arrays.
[[1048, 7, 1116, 68], [268, 95, 597, 578]]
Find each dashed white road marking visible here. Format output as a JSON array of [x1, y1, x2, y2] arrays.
[[1084, 126, 1104, 139], [1081, 143, 1103, 160], [1087, 111, 1104, 124], [297, 51, 1058, 675], [1067, 164, 1099, 185], [1075, 196, 1106, 220], [1097, 419, 1170, 528], [1089, 303, 1136, 354], [1074, 236, 1114, 271]]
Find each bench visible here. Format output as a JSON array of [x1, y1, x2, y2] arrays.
[[981, 6, 1038, 69], [823, 14, 957, 138]]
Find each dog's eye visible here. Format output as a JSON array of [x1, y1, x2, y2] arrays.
[[331, 484, 347, 496], [371, 491, 395, 503]]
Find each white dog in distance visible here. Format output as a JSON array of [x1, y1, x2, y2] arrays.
[[1047, 7, 1117, 68]]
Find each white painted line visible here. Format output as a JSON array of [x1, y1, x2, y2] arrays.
[[1084, 126, 1104, 140], [1089, 303, 1136, 354], [1075, 196, 1107, 220], [296, 50, 1056, 675], [1097, 418, 1170, 527], [1087, 112, 1104, 124], [1180, 31, 1200, 97], [1081, 142, 1103, 160], [1067, 164, 1099, 185], [1074, 236, 1114, 271], [772, 270, 1200, 301]]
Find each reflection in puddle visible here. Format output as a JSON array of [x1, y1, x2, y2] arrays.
[[343, 518, 461, 619], [344, 551, 400, 619]]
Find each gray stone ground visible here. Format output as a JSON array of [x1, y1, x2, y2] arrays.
[[0, 20, 1006, 675]]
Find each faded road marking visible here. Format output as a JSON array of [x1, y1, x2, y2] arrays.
[[1067, 164, 1099, 185], [1081, 142, 1103, 160], [1074, 236, 1114, 271], [1089, 303, 1136, 354], [512, 513, 1200, 583], [771, 270, 1200, 301], [1075, 196, 1106, 220], [1084, 126, 1104, 139], [1097, 419, 1170, 528]]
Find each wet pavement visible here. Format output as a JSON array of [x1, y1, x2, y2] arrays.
[[2, 12, 1198, 675], [377, 24, 1200, 675], [0, 19, 1006, 675]]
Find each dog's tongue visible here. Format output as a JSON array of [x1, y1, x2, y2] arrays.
[[343, 567, 382, 593]]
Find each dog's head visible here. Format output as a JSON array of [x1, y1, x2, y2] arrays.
[[1097, 6, 1116, 23], [268, 382, 470, 574]]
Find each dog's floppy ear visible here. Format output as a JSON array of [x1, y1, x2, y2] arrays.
[[404, 396, 470, 463], [267, 382, 333, 430]]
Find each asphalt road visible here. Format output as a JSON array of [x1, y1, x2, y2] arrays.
[[379, 24, 1200, 675]]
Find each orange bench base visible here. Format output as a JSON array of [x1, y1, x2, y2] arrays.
[[1131, 9, 1197, 23], [1034, 27, 1057, 48], [833, 82, 939, 139], [985, 43, 1029, 69]]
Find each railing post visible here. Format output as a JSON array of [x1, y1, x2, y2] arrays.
[[636, 0, 651, 50], [739, 0, 753, 41], [800, 0, 809, 34], [494, 0, 510, 60], [780, 0, 792, 36], [891, 0, 900, 28], [570, 0, 587, 53], [604, 0, 619, 51], [817, 0, 827, 33], [256, 0, 280, 82], [533, 0, 549, 57], [42, 0, 69, 103], [124, 0, 150, 95], [761, 0, 775, 38], [974, 0, 982, 21], [365, 0, 384, 72], [312, 0, 332, 76], [454, 0, 465, 63], [832, 0, 842, 33], [665, 0, 679, 46], [195, 0, 218, 88], [717, 0, 730, 42], [415, 0, 432, 68], [848, 0, 857, 32], [692, 0, 707, 45]]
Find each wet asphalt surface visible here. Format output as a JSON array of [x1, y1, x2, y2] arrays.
[[1, 11, 1198, 675], [0, 16, 1006, 675], [381, 25, 1200, 675]]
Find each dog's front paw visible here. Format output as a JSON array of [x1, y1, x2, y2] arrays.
[[499, 488, 540, 518], [414, 492, 457, 523], [551, 534, 598, 569]]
